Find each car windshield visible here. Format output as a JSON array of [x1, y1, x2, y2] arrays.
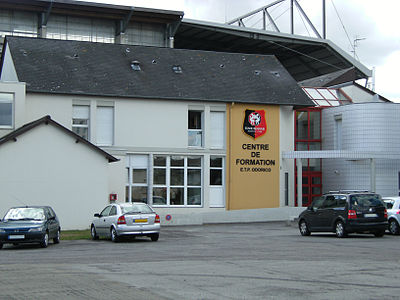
[[350, 194, 384, 209], [3, 207, 45, 221], [122, 204, 153, 214]]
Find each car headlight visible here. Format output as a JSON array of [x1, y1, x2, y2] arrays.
[[29, 227, 44, 232]]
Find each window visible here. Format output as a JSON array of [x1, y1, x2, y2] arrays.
[[0, 93, 13, 128], [188, 110, 203, 147], [322, 196, 336, 208], [126, 155, 149, 203], [125, 22, 165, 47], [210, 157, 223, 186], [109, 206, 117, 216], [127, 155, 203, 207], [335, 115, 342, 150], [72, 105, 90, 140], [336, 196, 347, 208], [187, 156, 202, 205], [210, 111, 225, 149], [153, 155, 167, 205], [96, 106, 114, 146], [209, 156, 225, 208], [100, 206, 112, 217], [46, 15, 114, 43], [0, 10, 38, 38]]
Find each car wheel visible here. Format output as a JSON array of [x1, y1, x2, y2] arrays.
[[110, 227, 118, 243], [53, 229, 60, 244], [151, 233, 159, 241], [335, 221, 347, 238], [0, 243, 3, 249], [389, 219, 400, 235], [299, 220, 311, 236], [91, 225, 99, 240], [374, 230, 385, 237], [40, 232, 49, 248]]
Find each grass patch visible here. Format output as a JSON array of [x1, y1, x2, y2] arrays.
[[61, 229, 91, 240]]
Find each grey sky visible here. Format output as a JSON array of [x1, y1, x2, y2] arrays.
[[85, 0, 400, 102]]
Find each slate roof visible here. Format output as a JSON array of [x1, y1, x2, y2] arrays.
[[0, 115, 118, 163], [2, 36, 313, 107]]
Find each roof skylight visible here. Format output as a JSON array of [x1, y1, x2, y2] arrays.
[[302, 87, 352, 107], [172, 65, 182, 74], [130, 60, 141, 71]]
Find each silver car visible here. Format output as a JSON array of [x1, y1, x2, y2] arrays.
[[90, 203, 160, 242], [383, 196, 400, 235]]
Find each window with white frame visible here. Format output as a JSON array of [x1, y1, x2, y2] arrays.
[[209, 156, 225, 208], [210, 111, 225, 149], [96, 106, 114, 146], [126, 155, 149, 203], [153, 155, 167, 205], [0, 93, 13, 128], [188, 110, 203, 147], [167, 155, 202, 206], [72, 105, 90, 140], [127, 154, 203, 207], [187, 156, 202, 205], [210, 156, 223, 186]]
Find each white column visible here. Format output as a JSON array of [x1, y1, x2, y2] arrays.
[[296, 159, 303, 207]]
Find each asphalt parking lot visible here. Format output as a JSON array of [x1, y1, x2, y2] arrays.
[[0, 222, 399, 300]]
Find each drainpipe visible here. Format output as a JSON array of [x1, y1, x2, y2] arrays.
[[296, 159, 302, 207]]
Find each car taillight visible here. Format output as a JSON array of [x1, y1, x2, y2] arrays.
[[155, 214, 160, 223], [384, 209, 388, 219], [348, 210, 357, 219], [396, 210, 400, 215], [117, 215, 126, 225]]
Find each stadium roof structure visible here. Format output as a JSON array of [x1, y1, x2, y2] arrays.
[[174, 19, 372, 82]]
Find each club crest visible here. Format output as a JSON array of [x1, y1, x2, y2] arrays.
[[243, 109, 267, 139]]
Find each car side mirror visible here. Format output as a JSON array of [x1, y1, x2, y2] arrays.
[[307, 206, 313, 211], [94, 213, 100, 218]]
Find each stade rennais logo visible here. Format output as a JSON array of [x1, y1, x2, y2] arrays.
[[242, 109, 267, 139]]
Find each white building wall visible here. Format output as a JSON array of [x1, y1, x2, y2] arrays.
[[0, 123, 110, 230], [23, 93, 228, 214], [280, 106, 295, 206], [322, 103, 400, 196], [115, 99, 187, 149]]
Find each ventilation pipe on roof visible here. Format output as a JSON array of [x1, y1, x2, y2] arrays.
[[167, 19, 182, 48]]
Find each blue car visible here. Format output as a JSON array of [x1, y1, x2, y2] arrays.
[[0, 206, 61, 248]]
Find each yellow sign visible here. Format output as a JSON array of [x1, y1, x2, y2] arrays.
[[227, 103, 280, 210]]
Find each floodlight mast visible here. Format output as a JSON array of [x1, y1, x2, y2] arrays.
[[227, 0, 327, 39]]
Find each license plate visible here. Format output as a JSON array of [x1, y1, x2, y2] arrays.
[[364, 213, 378, 218], [8, 235, 25, 240], [134, 219, 148, 223]]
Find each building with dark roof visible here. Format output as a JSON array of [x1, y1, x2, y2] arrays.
[[0, 115, 118, 229], [0, 33, 314, 226], [0, 0, 398, 228]]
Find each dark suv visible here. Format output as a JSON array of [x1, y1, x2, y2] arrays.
[[298, 191, 388, 238]]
